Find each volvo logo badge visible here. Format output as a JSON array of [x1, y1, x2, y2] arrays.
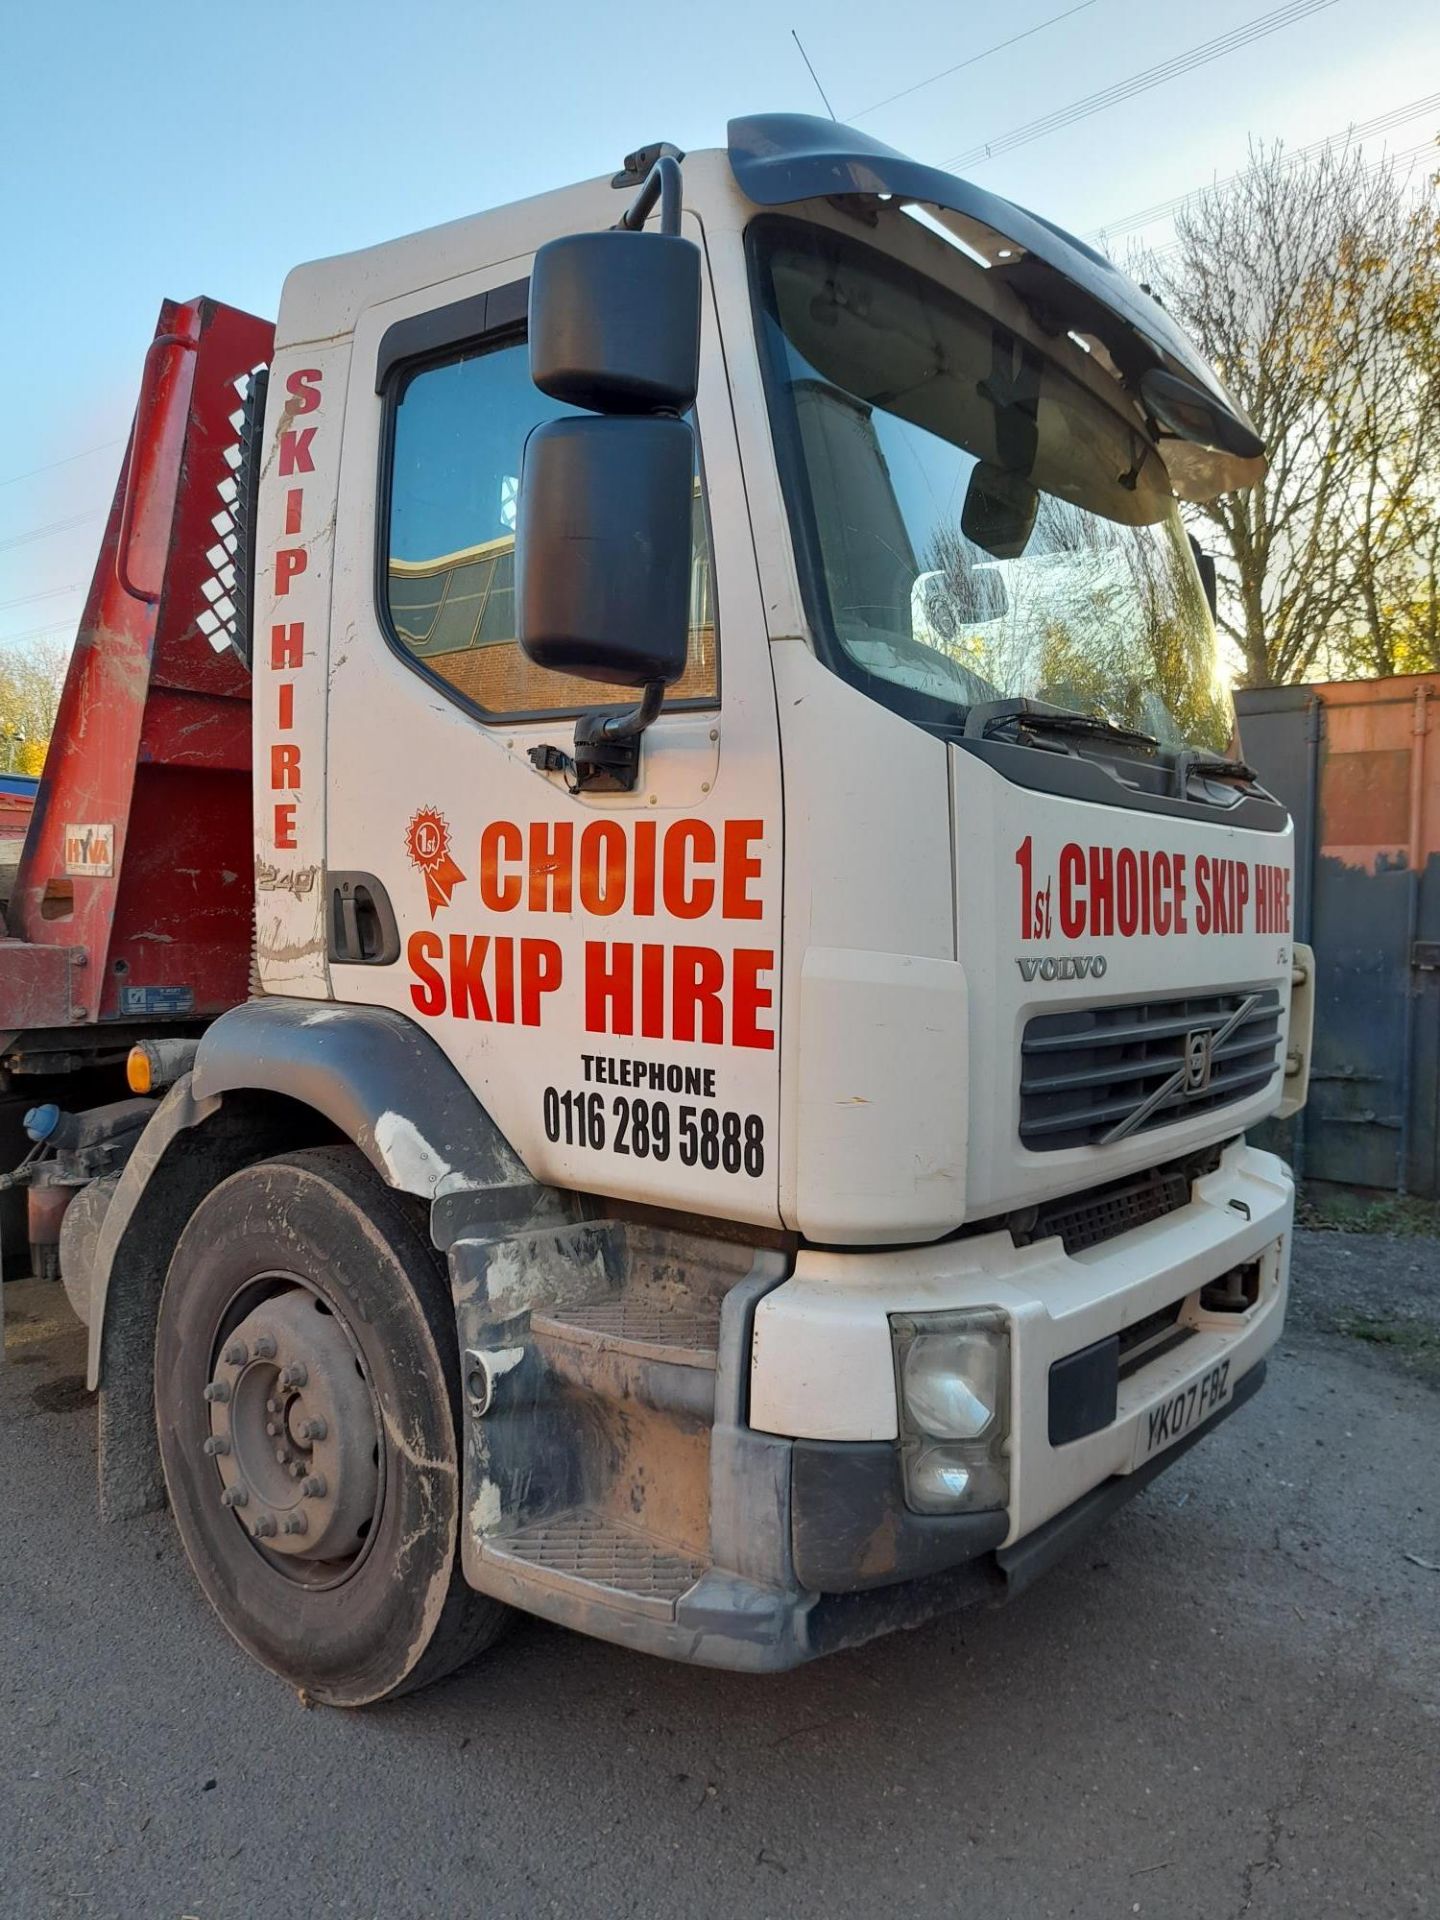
[[1182, 1028, 1214, 1094]]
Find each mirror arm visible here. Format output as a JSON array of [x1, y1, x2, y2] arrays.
[[529, 681, 670, 795], [591, 677, 666, 741], [618, 154, 684, 237]]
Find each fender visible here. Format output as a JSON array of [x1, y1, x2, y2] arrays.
[[86, 997, 565, 1514], [190, 997, 538, 1209]]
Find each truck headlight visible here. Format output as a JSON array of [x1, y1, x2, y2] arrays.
[[891, 1309, 1010, 1515]]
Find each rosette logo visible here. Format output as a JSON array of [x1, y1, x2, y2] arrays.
[[406, 807, 466, 917]]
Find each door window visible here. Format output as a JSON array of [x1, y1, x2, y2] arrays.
[[382, 331, 717, 718]]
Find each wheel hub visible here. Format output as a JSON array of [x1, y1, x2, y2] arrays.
[[205, 1286, 379, 1560]]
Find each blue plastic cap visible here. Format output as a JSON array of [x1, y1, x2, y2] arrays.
[[23, 1103, 62, 1144]]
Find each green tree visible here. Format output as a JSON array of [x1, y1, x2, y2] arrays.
[[0, 637, 70, 775]]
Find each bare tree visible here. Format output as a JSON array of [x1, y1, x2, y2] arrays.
[[1140, 140, 1440, 686]]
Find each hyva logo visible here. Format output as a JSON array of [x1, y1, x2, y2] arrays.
[[1015, 954, 1108, 983]]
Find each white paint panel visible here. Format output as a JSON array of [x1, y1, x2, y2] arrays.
[[320, 209, 787, 1227], [252, 341, 350, 998], [795, 948, 967, 1242], [951, 746, 1298, 1218]]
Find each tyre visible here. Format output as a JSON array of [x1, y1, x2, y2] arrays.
[[154, 1146, 510, 1706]]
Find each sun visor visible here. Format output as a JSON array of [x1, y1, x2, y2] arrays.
[[728, 114, 1265, 502]]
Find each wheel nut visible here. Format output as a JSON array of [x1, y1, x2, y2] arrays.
[[252, 1514, 278, 1539], [301, 1475, 327, 1499], [299, 1417, 327, 1443], [266, 1397, 281, 1415], [282, 1513, 308, 1537], [265, 1421, 279, 1437], [203, 1381, 231, 1405], [221, 1485, 249, 1509], [203, 1436, 230, 1457], [290, 1461, 306, 1480], [279, 1363, 308, 1391], [223, 1341, 248, 1367], [253, 1335, 277, 1359]]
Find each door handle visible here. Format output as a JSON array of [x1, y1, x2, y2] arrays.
[[327, 873, 401, 965]]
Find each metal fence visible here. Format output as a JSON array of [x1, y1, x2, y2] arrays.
[[1235, 674, 1438, 1197]]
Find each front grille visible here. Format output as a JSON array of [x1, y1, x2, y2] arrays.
[[1028, 1164, 1191, 1255], [1020, 987, 1282, 1152], [1116, 1296, 1194, 1378]]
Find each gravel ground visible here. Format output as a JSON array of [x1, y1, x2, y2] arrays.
[[1, 1228, 1437, 1920]]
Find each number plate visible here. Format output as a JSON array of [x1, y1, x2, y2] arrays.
[[1133, 1356, 1232, 1467]]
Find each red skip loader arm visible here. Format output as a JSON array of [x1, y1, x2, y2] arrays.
[[1, 297, 274, 1038]]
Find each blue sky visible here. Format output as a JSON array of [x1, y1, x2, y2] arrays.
[[3, 0, 1438, 657]]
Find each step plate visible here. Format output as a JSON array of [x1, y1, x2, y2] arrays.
[[531, 1299, 721, 1367], [488, 1508, 707, 1621]]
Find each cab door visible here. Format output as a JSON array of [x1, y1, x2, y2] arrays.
[[322, 212, 785, 1230]]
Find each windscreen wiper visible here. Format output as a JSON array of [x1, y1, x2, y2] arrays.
[[1173, 746, 1266, 800], [964, 697, 1157, 752]]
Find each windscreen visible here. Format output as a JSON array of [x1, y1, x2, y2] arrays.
[[749, 216, 1232, 753]]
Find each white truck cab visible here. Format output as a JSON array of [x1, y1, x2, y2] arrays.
[[27, 115, 1313, 1703]]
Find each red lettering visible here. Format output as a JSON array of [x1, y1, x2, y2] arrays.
[[1152, 850, 1172, 936], [632, 820, 657, 917], [407, 931, 445, 1016], [270, 743, 300, 790], [479, 821, 522, 911], [284, 368, 323, 414], [275, 547, 307, 594], [584, 941, 633, 1037], [732, 949, 776, 1050], [273, 802, 297, 850], [1174, 854, 1189, 933], [1088, 844, 1115, 937], [277, 683, 294, 729], [527, 820, 573, 912], [1059, 842, 1085, 940], [1016, 835, 1033, 940], [662, 819, 716, 919], [1117, 848, 1140, 936], [640, 942, 665, 1037], [278, 427, 316, 476], [672, 946, 724, 1044], [520, 939, 562, 1026], [283, 487, 303, 536], [579, 820, 626, 915], [722, 820, 765, 920], [270, 622, 304, 669], [448, 935, 492, 1021], [493, 938, 515, 1025]]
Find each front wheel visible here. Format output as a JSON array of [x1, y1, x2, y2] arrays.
[[154, 1146, 509, 1705]]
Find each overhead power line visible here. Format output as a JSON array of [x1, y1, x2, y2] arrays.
[[0, 584, 84, 615], [0, 620, 78, 647], [942, 0, 1343, 171], [850, 0, 1100, 121], [0, 437, 124, 492], [1137, 137, 1440, 264], [0, 508, 105, 555], [1087, 91, 1440, 240]]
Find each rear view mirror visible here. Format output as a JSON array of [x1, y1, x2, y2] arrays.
[[517, 414, 694, 688], [516, 153, 700, 790], [529, 230, 701, 415], [962, 463, 1038, 560], [1189, 533, 1219, 618]]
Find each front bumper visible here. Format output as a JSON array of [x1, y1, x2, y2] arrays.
[[751, 1137, 1291, 1548], [461, 1140, 1291, 1670]]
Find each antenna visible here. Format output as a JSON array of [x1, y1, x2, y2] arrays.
[[790, 29, 838, 121]]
